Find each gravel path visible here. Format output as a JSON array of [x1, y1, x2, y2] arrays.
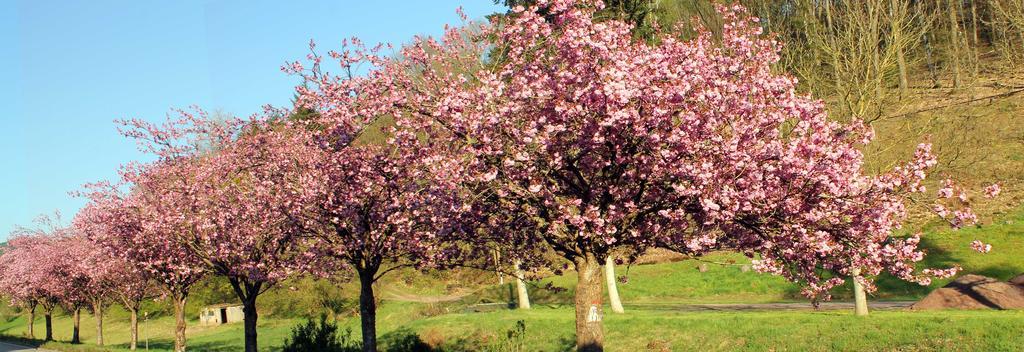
[[381, 287, 475, 303], [626, 301, 914, 311]]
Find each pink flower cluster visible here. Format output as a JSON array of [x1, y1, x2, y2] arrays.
[[984, 183, 1001, 198], [970, 240, 992, 254]]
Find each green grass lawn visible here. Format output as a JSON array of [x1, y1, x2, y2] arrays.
[[0, 308, 299, 351], [3, 304, 1024, 351], [401, 308, 1024, 351]]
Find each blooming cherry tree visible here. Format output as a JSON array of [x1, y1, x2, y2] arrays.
[[98, 165, 208, 352], [283, 37, 479, 350], [371, 1, 969, 349], [74, 200, 152, 350], [81, 110, 231, 352], [54, 235, 100, 345], [284, 116, 471, 352], [0, 215, 97, 343], [185, 121, 321, 352], [0, 232, 60, 340], [102, 108, 323, 352]]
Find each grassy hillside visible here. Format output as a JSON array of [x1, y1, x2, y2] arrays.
[[865, 75, 1024, 219]]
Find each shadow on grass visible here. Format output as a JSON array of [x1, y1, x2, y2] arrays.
[[374, 324, 575, 352], [0, 334, 43, 348], [971, 265, 1024, 280], [378, 327, 429, 351], [872, 236, 960, 298], [554, 335, 576, 352], [775, 236, 963, 301]]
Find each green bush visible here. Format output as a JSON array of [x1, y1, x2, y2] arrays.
[[281, 315, 360, 352], [431, 320, 528, 352]]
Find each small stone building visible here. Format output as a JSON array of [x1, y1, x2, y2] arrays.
[[199, 304, 245, 326]]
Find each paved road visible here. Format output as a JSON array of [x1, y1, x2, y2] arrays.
[[462, 301, 915, 313], [382, 287, 476, 303], [0, 341, 48, 352]]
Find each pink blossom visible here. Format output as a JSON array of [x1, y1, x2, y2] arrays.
[[952, 209, 979, 229], [984, 183, 1001, 198], [923, 266, 961, 279], [970, 240, 992, 254], [937, 179, 955, 199]]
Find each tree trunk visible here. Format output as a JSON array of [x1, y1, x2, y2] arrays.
[[94, 299, 104, 346], [917, 0, 940, 87], [358, 270, 377, 352], [71, 307, 81, 344], [44, 309, 52, 341], [228, 278, 264, 352], [970, 0, 979, 45], [1015, 27, 1024, 64], [823, 1, 845, 106], [948, 0, 963, 88], [871, 1, 883, 105], [896, 45, 909, 96], [852, 267, 869, 316], [1018, 29, 1024, 59], [26, 303, 35, 339], [924, 31, 939, 87], [970, 0, 980, 84], [891, 0, 909, 97], [604, 257, 625, 314], [173, 293, 188, 352], [130, 307, 139, 351], [514, 259, 531, 309], [574, 254, 604, 352], [242, 297, 258, 352]]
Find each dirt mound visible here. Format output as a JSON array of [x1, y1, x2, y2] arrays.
[[911, 274, 1024, 310], [634, 248, 689, 265]]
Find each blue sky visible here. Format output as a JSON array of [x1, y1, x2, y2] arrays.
[[1, 1, 505, 239]]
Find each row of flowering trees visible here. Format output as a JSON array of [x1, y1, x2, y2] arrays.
[[1, 1, 1000, 352], [0, 215, 149, 349]]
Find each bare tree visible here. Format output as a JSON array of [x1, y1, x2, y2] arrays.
[[891, 0, 913, 96], [991, 0, 1024, 66], [802, 0, 927, 120]]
